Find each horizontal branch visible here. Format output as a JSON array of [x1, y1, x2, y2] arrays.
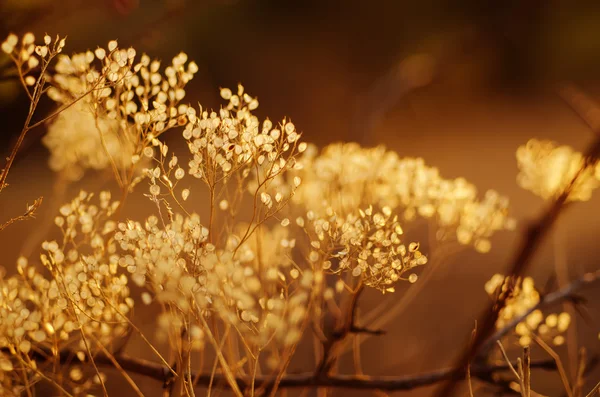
[[67, 350, 557, 391], [95, 270, 590, 392]]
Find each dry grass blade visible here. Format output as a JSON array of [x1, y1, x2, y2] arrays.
[[585, 381, 600, 397], [496, 341, 521, 382], [532, 334, 573, 397]]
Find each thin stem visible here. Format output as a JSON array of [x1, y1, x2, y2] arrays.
[[480, 269, 600, 354], [317, 282, 364, 375], [350, 245, 461, 354], [92, 335, 144, 397], [496, 341, 521, 381], [199, 316, 244, 397], [585, 381, 600, 397], [554, 224, 579, 379], [523, 346, 531, 397], [532, 334, 573, 397]]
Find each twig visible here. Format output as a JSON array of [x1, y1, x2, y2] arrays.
[[479, 269, 600, 354], [585, 381, 600, 397], [532, 334, 573, 397], [0, 196, 42, 232], [434, 126, 600, 397], [523, 346, 531, 397], [91, 334, 144, 397], [199, 316, 244, 397], [558, 350, 600, 397], [496, 341, 521, 381], [347, 244, 464, 355], [559, 85, 600, 132], [349, 326, 386, 336], [467, 323, 477, 397]]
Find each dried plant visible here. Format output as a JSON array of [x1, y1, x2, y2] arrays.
[[1, 32, 599, 397]]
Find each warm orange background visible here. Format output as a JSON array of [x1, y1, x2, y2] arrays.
[[1, 1, 599, 395]]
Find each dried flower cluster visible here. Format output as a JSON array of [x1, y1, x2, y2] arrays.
[[0, 32, 514, 396], [0, 191, 129, 395], [485, 274, 570, 347], [517, 138, 600, 201], [294, 143, 515, 255], [43, 39, 197, 181], [300, 205, 426, 292], [4, 31, 596, 397], [182, 85, 305, 202], [108, 84, 316, 375], [1, 32, 65, 89]]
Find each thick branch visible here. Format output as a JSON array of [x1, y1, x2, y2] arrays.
[[35, 349, 557, 392]]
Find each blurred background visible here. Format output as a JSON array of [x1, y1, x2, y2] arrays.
[[1, 0, 600, 395]]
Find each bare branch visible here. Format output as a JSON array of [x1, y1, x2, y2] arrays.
[[434, 111, 600, 397], [479, 269, 600, 354], [17, 347, 557, 392], [0, 196, 43, 232]]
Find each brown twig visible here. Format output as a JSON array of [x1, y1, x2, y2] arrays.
[[0, 196, 42, 232], [14, 347, 558, 392], [479, 269, 600, 355], [533, 334, 573, 397], [316, 283, 364, 375]]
